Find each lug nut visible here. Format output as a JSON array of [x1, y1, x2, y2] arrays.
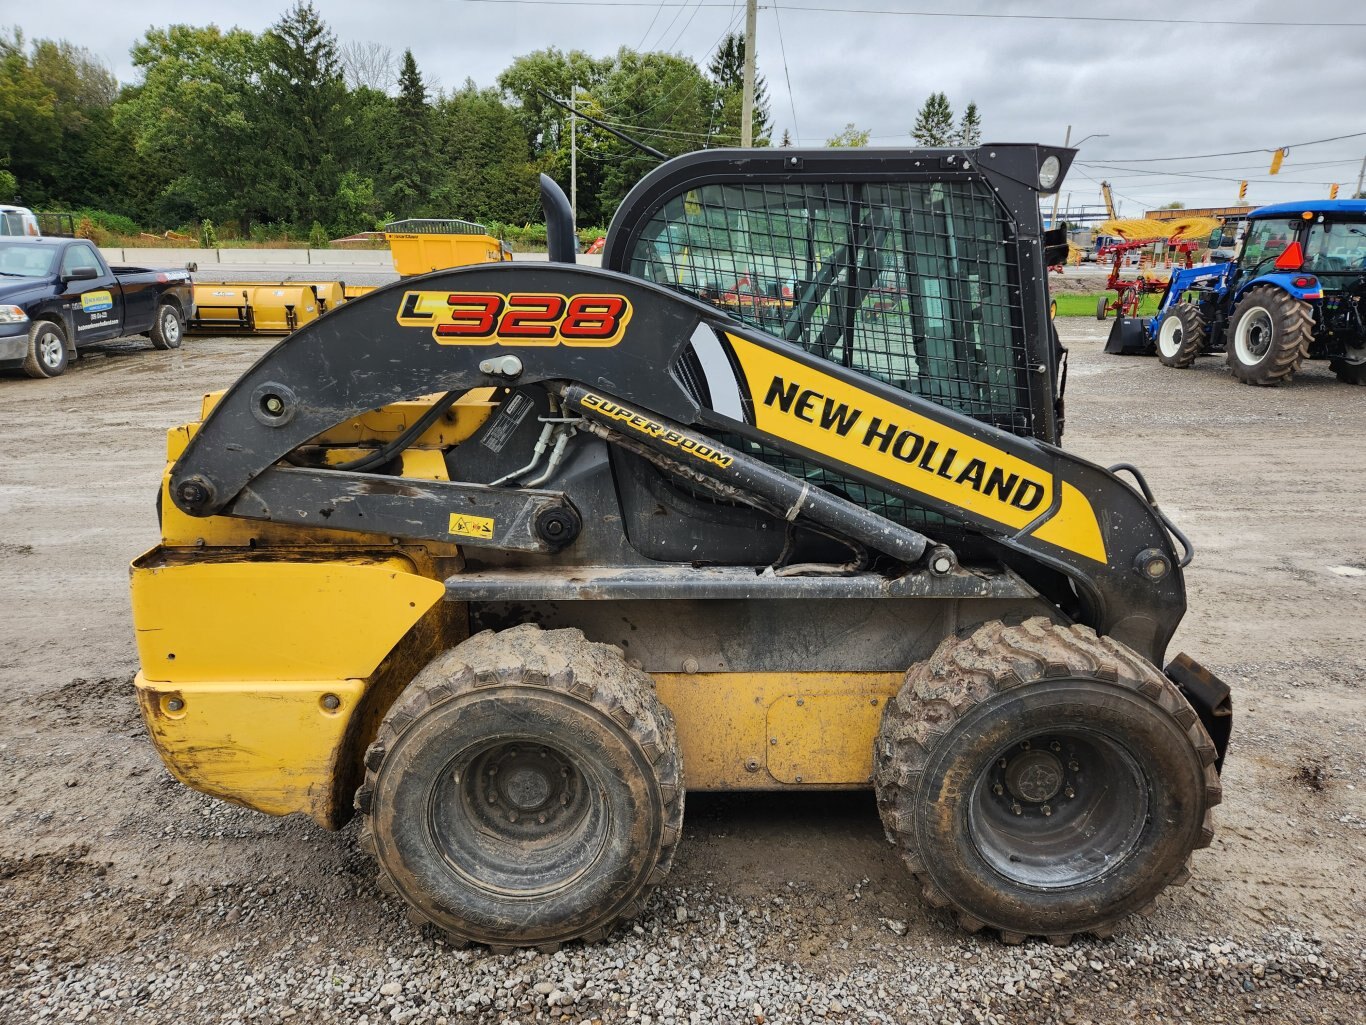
[[1041, 804, 1053, 817], [993, 783, 1005, 796], [1050, 741, 1061, 753], [1011, 802, 1023, 816], [1064, 786, 1075, 799], [998, 758, 1008, 769], [507, 810, 518, 822], [1068, 760, 1080, 771], [537, 813, 547, 824], [1020, 740, 1031, 750]]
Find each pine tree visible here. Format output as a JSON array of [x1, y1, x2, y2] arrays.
[[780, 129, 792, 148], [910, 92, 954, 147], [387, 49, 432, 216], [954, 101, 981, 147], [707, 32, 770, 145]]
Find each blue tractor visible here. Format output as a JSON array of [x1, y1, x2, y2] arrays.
[[1106, 200, 1366, 386]]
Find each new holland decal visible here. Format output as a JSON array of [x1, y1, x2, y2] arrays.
[[724, 334, 1107, 564], [397, 291, 631, 346]]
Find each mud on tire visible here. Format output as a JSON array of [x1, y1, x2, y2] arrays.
[[874, 617, 1220, 944], [356, 624, 684, 952]]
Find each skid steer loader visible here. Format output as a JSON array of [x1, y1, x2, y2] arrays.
[[130, 144, 1232, 951]]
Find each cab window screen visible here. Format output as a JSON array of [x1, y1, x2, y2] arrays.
[[626, 179, 1030, 435]]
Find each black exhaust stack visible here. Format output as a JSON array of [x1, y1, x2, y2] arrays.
[[539, 173, 576, 265]]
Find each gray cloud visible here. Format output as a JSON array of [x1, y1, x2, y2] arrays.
[[14, 0, 1366, 213]]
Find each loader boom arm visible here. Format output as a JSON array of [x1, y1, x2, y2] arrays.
[[169, 262, 1185, 661]]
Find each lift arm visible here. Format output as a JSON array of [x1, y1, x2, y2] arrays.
[[168, 261, 1186, 662]]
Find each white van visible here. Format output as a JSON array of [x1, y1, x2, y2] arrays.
[[0, 205, 40, 236]]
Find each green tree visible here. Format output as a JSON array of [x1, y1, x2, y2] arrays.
[[0, 168, 16, 201], [117, 25, 269, 228], [383, 49, 432, 217], [707, 32, 770, 146], [593, 49, 713, 218], [954, 101, 981, 146], [498, 48, 613, 161], [256, 2, 348, 227], [826, 123, 870, 147], [431, 81, 538, 224], [910, 92, 954, 146]]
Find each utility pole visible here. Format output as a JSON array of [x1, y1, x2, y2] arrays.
[[1356, 153, 1366, 199], [741, 0, 757, 147], [569, 82, 577, 222], [1049, 125, 1071, 227]]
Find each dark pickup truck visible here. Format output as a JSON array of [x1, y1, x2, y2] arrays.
[[0, 236, 195, 379]]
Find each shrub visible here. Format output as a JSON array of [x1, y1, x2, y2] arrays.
[[308, 220, 330, 249], [199, 219, 218, 248]]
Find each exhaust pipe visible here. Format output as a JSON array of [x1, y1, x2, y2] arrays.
[[539, 173, 576, 265]]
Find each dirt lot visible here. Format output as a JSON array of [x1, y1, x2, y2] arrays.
[[1, 320, 1363, 1024]]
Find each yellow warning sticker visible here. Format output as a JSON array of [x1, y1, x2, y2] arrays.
[[448, 513, 495, 540]]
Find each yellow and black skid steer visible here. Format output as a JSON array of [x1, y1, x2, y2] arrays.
[[130, 144, 1231, 951]]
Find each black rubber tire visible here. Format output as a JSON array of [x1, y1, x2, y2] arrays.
[[1095, 296, 1108, 321], [874, 617, 1220, 945], [1225, 286, 1311, 386], [1329, 350, 1366, 385], [1155, 303, 1206, 369], [22, 320, 68, 379], [149, 302, 184, 350], [356, 624, 683, 952]]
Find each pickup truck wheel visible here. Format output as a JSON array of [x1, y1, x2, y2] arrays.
[[150, 303, 184, 350], [23, 320, 69, 379]]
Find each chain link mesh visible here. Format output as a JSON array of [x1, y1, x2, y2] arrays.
[[624, 178, 1031, 529]]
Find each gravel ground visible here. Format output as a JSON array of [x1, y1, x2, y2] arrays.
[[1, 319, 1364, 1024]]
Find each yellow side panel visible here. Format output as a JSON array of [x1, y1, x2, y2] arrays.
[[131, 554, 445, 683], [1029, 480, 1108, 564], [135, 673, 363, 820], [653, 672, 904, 790]]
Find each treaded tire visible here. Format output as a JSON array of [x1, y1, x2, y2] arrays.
[[149, 302, 184, 350], [1226, 286, 1311, 386], [874, 617, 1220, 945], [1095, 296, 1108, 320], [23, 320, 68, 379], [1330, 349, 1366, 385], [356, 624, 683, 952], [1155, 303, 1206, 368]]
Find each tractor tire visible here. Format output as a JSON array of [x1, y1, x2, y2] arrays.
[[356, 624, 683, 952], [23, 319, 68, 379], [1095, 296, 1108, 321], [1155, 303, 1206, 368], [149, 302, 184, 350], [1330, 346, 1366, 385], [1226, 286, 1312, 386], [874, 617, 1220, 945]]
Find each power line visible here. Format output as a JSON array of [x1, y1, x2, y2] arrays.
[[1082, 130, 1366, 164], [454, 0, 1366, 27], [771, 1, 799, 145]]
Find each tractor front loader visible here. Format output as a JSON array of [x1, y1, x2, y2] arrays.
[[130, 146, 1231, 951]]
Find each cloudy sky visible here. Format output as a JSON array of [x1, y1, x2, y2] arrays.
[[14, 0, 1366, 215]]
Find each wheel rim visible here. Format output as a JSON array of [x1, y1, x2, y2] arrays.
[[39, 331, 63, 369], [428, 739, 607, 897], [968, 731, 1148, 889], [1342, 345, 1366, 367], [162, 309, 181, 344], [1234, 307, 1273, 364], [1157, 316, 1183, 357]]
